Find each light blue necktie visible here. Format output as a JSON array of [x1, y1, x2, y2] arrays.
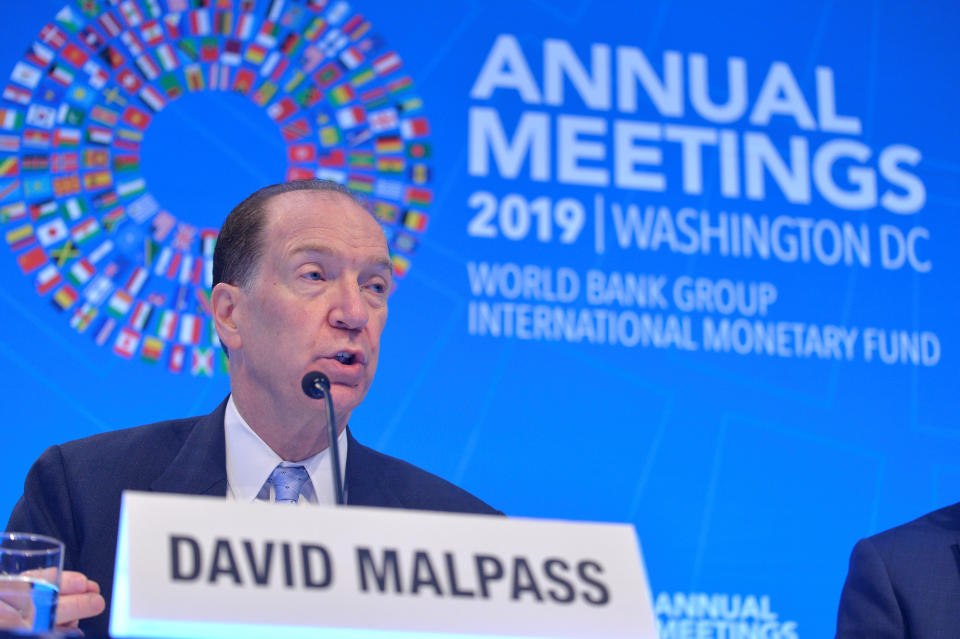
[[261, 465, 310, 504]]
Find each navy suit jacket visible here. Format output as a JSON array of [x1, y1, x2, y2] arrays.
[[835, 502, 960, 638], [6, 399, 499, 637]]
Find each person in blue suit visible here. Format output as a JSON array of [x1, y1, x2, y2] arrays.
[[5, 180, 499, 636], [835, 503, 960, 638]]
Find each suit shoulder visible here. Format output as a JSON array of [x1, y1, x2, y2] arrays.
[[866, 501, 960, 554], [350, 440, 501, 515], [57, 415, 202, 461]]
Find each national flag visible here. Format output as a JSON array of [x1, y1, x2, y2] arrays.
[[121, 105, 151, 129], [156, 44, 179, 71], [23, 174, 52, 198], [138, 85, 165, 111], [98, 13, 122, 37], [236, 13, 255, 40], [68, 301, 97, 331], [140, 20, 164, 46], [179, 313, 201, 344], [207, 63, 230, 90], [54, 6, 83, 33], [10, 62, 41, 89], [404, 187, 433, 208], [266, 96, 296, 121], [407, 142, 431, 159], [368, 108, 398, 133], [83, 170, 112, 190], [259, 51, 281, 78], [159, 74, 184, 99], [40, 24, 68, 48], [390, 253, 410, 278], [349, 68, 374, 87], [221, 39, 242, 65], [374, 135, 403, 154], [63, 197, 88, 220], [251, 81, 277, 106], [231, 68, 253, 94], [113, 327, 140, 357], [140, 336, 164, 363], [256, 21, 279, 47], [0, 201, 26, 222], [190, 347, 213, 376], [177, 39, 198, 62], [408, 163, 431, 185], [78, 25, 105, 51], [267, 57, 289, 82], [53, 127, 80, 148], [0, 157, 18, 176], [53, 174, 81, 196], [162, 12, 181, 39], [285, 167, 313, 181], [185, 64, 204, 91], [52, 284, 79, 310], [114, 127, 143, 150], [280, 117, 309, 142], [156, 309, 177, 339], [348, 150, 373, 169], [93, 316, 116, 346], [347, 174, 373, 193], [328, 83, 354, 105], [376, 157, 404, 173], [17, 245, 47, 273], [313, 63, 341, 87], [50, 239, 79, 265], [120, 31, 144, 56], [338, 47, 362, 70], [373, 52, 402, 76], [83, 60, 109, 89], [135, 54, 160, 80], [86, 238, 112, 264], [189, 10, 211, 35], [129, 300, 152, 330], [117, 178, 145, 198], [6, 223, 35, 250], [47, 63, 75, 87], [67, 257, 95, 285], [401, 117, 429, 139], [23, 128, 50, 146], [86, 125, 112, 145], [387, 76, 413, 95], [100, 46, 126, 73], [125, 265, 148, 294], [119, 0, 145, 26], [244, 43, 267, 65], [117, 68, 143, 94], [293, 85, 321, 108], [35, 263, 62, 294], [112, 155, 138, 172], [0, 178, 21, 203], [102, 205, 125, 231], [71, 217, 100, 244], [25, 42, 55, 68], [29, 199, 58, 220], [57, 103, 84, 126], [303, 16, 326, 41], [287, 143, 316, 163], [82, 149, 108, 168], [318, 125, 340, 147], [168, 343, 185, 373], [319, 149, 345, 168], [375, 178, 403, 200], [0, 134, 19, 152], [151, 211, 175, 240], [335, 106, 364, 129], [61, 43, 89, 69], [342, 14, 368, 38], [396, 96, 423, 114], [107, 288, 133, 317]]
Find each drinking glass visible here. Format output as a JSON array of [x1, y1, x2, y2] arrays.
[[0, 533, 63, 632]]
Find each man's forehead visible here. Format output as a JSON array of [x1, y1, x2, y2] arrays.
[[262, 189, 389, 255]]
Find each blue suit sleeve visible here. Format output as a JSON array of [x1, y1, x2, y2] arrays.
[[835, 537, 904, 639], [5, 445, 81, 571]]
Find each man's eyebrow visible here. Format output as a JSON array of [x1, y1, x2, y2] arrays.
[[291, 244, 394, 274]]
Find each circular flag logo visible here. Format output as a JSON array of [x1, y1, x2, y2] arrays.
[[0, 0, 433, 376]]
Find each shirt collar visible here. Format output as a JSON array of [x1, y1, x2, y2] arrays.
[[224, 394, 348, 504]]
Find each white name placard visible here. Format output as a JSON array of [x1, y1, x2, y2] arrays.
[[110, 492, 656, 639]]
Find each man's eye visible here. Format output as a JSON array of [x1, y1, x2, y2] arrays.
[[303, 270, 324, 281], [366, 281, 386, 294]]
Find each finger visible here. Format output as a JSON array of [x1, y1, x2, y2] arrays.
[[0, 601, 30, 630], [59, 572, 97, 596], [53, 593, 105, 626]]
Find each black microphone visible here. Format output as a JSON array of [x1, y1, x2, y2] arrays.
[[300, 371, 345, 505]]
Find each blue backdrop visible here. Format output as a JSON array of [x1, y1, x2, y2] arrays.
[[0, 1, 958, 637]]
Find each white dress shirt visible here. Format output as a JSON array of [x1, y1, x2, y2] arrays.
[[223, 394, 348, 505]]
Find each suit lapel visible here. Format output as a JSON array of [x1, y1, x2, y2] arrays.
[[150, 397, 229, 497]]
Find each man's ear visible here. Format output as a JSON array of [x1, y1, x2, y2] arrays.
[[211, 282, 243, 352]]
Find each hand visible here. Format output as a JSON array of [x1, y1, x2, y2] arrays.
[[54, 571, 105, 632]]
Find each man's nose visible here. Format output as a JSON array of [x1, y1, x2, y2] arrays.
[[329, 277, 369, 330]]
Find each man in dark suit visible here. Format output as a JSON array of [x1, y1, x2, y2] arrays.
[[835, 502, 960, 638], [6, 180, 499, 636]]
